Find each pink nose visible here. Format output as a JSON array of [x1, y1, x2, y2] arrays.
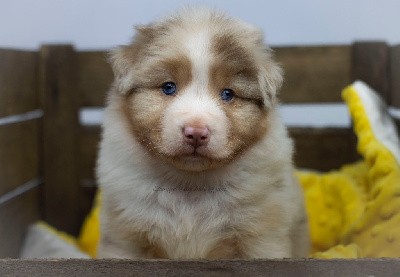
[[183, 125, 210, 148]]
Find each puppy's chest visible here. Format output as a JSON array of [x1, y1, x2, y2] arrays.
[[143, 192, 237, 258]]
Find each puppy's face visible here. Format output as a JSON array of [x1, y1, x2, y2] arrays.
[[109, 10, 283, 171]]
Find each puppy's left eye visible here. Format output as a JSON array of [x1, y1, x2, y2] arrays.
[[220, 88, 234, 102], [161, 82, 177, 95]]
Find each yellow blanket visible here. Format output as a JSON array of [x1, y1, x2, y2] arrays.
[[299, 81, 400, 258]]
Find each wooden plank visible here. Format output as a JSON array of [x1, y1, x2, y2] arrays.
[[274, 46, 351, 103], [392, 118, 400, 140], [0, 186, 40, 258], [0, 49, 38, 117], [390, 45, 400, 108], [352, 42, 390, 101], [290, 128, 359, 171], [39, 45, 81, 236], [79, 126, 101, 183], [0, 120, 40, 196], [77, 52, 113, 107], [79, 126, 101, 219], [1, 259, 400, 276]]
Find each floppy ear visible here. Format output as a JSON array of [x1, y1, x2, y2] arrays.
[[246, 27, 283, 108], [108, 46, 136, 94], [108, 25, 155, 94], [258, 50, 283, 107]]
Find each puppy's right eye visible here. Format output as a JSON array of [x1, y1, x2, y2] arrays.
[[161, 82, 177, 96]]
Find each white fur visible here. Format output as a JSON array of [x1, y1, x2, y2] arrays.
[[185, 30, 210, 85]]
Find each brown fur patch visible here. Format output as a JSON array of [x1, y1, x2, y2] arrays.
[[210, 33, 260, 98], [111, 21, 193, 153], [110, 20, 193, 93], [125, 55, 193, 90], [208, 31, 269, 161], [111, 20, 192, 156], [115, 52, 192, 157]]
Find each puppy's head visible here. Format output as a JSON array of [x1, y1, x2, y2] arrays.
[[109, 8, 283, 172]]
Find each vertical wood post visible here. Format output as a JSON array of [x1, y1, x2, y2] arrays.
[[39, 45, 81, 235], [352, 42, 390, 102], [390, 45, 400, 108]]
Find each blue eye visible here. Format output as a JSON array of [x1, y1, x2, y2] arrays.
[[220, 88, 234, 102], [161, 82, 176, 95]]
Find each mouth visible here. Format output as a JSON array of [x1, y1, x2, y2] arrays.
[[180, 148, 207, 160], [173, 150, 215, 172], [168, 145, 214, 165], [160, 144, 228, 171], [181, 144, 210, 157]]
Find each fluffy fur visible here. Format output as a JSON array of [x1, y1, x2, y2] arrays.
[[96, 8, 309, 259]]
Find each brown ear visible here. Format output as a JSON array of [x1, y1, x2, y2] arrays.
[[244, 26, 283, 108], [108, 25, 155, 94], [258, 50, 283, 107], [135, 24, 158, 40], [108, 46, 135, 94]]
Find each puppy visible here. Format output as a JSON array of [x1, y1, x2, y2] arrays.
[[96, 8, 309, 259]]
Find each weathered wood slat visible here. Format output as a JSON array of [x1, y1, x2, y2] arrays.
[[79, 126, 101, 183], [352, 42, 390, 101], [79, 126, 101, 219], [1, 259, 400, 277], [0, 49, 38, 118], [390, 45, 400, 108], [77, 52, 113, 107], [39, 45, 81, 236], [0, 187, 40, 258], [0, 120, 40, 196], [274, 46, 351, 103], [290, 128, 359, 171]]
